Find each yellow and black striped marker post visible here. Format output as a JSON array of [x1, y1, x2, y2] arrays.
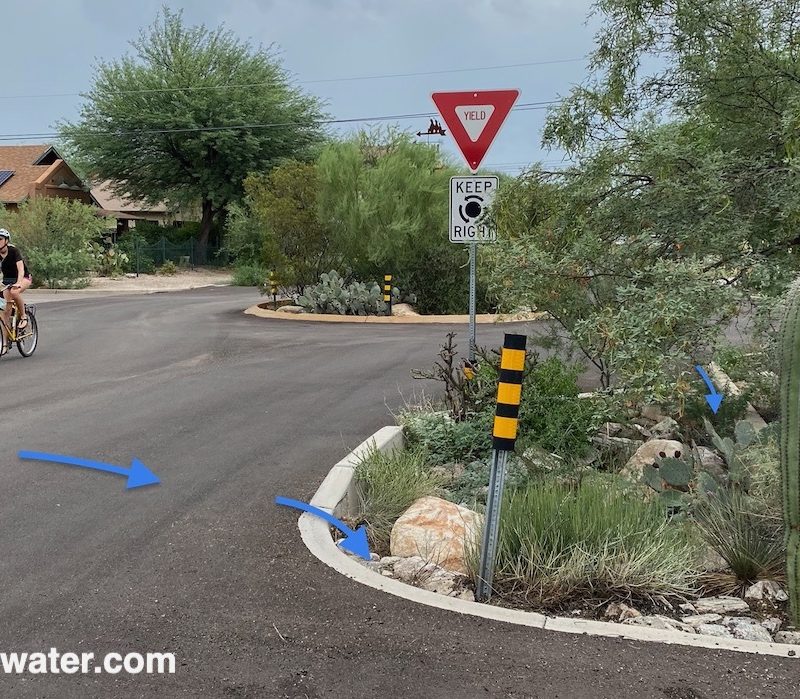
[[383, 274, 393, 316], [269, 272, 278, 310], [476, 332, 527, 601]]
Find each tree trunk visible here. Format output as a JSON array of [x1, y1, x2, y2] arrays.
[[198, 199, 214, 264]]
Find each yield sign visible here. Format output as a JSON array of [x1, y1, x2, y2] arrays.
[[431, 89, 519, 172]]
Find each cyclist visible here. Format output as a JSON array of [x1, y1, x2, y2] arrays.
[[0, 228, 32, 355]]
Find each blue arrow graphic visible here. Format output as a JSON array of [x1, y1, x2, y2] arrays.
[[695, 365, 724, 414], [275, 496, 371, 560], [18, 451, 160, 489]]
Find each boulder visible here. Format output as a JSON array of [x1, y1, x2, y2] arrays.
[[650, 418, 683, 441], [693, 596, 751, 615], [391, 303, 419, 317], [622, 439, 687, 482], [276, 305, 305, 314], [724, 617, 773, 642], [390, 496, 483, 575]]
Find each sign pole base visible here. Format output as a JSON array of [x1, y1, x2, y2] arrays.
[[475, 448, 509, 601], [469, 242, 477, 363]]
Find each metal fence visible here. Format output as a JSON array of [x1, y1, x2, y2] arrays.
[[132, 236, 229, 274]]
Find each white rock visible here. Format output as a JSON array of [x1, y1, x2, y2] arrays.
[[418, 567, 464, 595], [390, 496, 483, 575], [725, 618, 774, 642], [378, 556, 402, 569], [744, 580, 789, 603], [391, 556, 432, 581], [761, 617, 783, 635], [680, 613, 723, 627], [693, 596, 751, 614], [622, 615, 696, 633], [651, 418, 682, 440], [775, 631, 800, 645], [696, 624, 734, 638], [695, 446, 725, 470], [452, 588, 475, 601], [605, 602, 641, 621], [275, 304, 306, 313]]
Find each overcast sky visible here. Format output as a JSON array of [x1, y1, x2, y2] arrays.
[[1, 0, 599, 173]]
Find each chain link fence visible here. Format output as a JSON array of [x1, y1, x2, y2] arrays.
[[132, 236, 230, 274]]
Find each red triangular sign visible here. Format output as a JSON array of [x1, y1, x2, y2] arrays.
[[431, 89, 519, 172]]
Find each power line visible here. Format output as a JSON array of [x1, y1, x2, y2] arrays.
[[0, 101, 564, 142], [0, 57, 585, 100]]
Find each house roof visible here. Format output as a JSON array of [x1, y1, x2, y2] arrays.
[[0, 144, 65, 204], [90, 180, 168, 215]]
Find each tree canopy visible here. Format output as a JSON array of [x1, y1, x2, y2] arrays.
[[60, 8, 327, 254], [487, 0, 800, 404]]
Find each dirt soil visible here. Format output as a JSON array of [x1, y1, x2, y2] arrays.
[[88, 267, 233, 291]]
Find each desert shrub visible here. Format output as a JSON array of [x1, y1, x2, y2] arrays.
[[399, 409, 493, 467], [0, 198, 104, 288], [156, 260, 177, 275], [694, 488, 784, 584], [473, 476, 699, 605], [517, 356, 597, 457], [88, 237, 129, 277], [353, 446, 445, 553], [232, 263, 268, 287], [297, 270, 391, 315]]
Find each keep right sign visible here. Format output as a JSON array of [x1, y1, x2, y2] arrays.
[[449, 176, 498, 243]]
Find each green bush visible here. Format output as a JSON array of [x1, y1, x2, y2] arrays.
[[156, 260, 177, 276], [475, 477, 700, 605], [517, 356, 597, 457], [399, 409, 493, 467], [353, 446, 445, 553], [232, 263, 268, 287], [0, 198, 105, 288]]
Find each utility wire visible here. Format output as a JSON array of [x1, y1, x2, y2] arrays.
[[0, 101, 564, 141], [0, 57, 585, 100]]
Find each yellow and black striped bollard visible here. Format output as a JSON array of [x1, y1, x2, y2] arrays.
[[476, 333, 527, 601], [383, 274, 393, 316], [269, 272, 278, 310]]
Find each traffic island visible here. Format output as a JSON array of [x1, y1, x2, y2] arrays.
[[293, 426, 799, 658]]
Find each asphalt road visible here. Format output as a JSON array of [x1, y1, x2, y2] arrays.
[[0, 287, 795, 698]]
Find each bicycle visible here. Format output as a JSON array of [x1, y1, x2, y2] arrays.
[[0, 285, 38, 357]]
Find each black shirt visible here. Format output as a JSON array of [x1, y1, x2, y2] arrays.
[[0, 245, 29, 280]]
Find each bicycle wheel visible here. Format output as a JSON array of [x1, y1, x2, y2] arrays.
[[16, 313, 38, 357]]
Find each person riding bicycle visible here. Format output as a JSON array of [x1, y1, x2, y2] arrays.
[[0, 228, 32, 354]]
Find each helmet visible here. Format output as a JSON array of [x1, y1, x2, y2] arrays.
[[0, 229, 9, 240]]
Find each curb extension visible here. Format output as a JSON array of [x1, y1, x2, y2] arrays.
[[245, 305, 548, 324], [297, 426, 799, 659]]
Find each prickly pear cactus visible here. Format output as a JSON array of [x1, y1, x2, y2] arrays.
[[780, 280, 800, 625]]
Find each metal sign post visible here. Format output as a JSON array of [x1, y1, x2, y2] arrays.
[[468, 243, 477, 362], [476, 333, 527, 602]]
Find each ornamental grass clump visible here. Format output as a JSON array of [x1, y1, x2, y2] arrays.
[[473, 477, 700, 606], [353, 446, 444, 553]]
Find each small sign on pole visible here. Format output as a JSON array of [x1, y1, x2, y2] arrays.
[[449, 176, 498, 243], [475, 333, 527, 602]]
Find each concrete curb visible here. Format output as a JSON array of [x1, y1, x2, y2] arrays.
[[297, 427, 799, 658], [244, 305, 547, 325]]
